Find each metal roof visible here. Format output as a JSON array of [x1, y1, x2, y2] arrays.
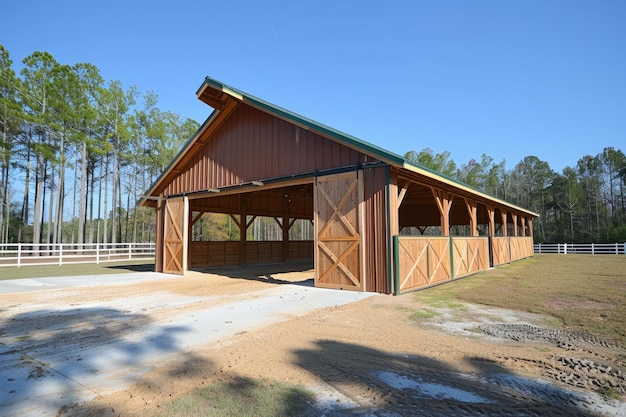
[[142, 76, 538, 218]]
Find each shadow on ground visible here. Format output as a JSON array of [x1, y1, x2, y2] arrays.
[[0, 306, 210, 416], [194, 261, 315, 287], [106, 263, 157, 273], [294, 340, 611, 417]]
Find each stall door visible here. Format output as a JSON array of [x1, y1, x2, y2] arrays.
[[314, 171, 365, 290], [163, 197, 189, 275]]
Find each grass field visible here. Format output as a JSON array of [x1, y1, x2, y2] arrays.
[[414, 254, 626, 346], [0, 260, 155, 280]]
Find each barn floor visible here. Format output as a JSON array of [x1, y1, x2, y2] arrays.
[[1, 267, 624, 417]]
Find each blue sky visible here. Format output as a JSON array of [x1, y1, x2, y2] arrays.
[[2, 0, 625, 173]]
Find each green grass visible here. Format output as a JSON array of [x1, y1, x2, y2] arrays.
[[0, 260, 155, 280], [413, 254, 626, 346], [158, 377, 315, 417]]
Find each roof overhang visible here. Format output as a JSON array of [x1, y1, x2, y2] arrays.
[[141, 76, 539, 219]]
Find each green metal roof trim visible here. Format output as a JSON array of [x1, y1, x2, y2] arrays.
[[196, 76, 538, 217], [197, 76, 407, 166]]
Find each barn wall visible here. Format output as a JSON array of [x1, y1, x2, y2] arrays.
[[362, 166, 390, 293], [165, 104, 378, 196], [189, 240, 313, 268]]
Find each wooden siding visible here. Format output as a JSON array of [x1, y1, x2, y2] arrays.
[[164, 104, 376, 196], [189, 240, 313, 268], [493, 236, 534, 266], [511, 236, 534, 259], [363, 166, 390, 293], [395, 236, 490, 294], [491, 237, 512, 266], [452, 237, 490, 277]]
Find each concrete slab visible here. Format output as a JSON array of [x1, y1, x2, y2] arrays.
[[0, 271, 180, 294], [0, 273, 374, 416]]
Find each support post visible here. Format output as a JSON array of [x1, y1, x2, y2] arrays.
[[431, 188, 453, 236], [487, 205, 495, 238], [464, 198, 478, 237], [155, 197, 164, 272], [182, 196, 189, 274]]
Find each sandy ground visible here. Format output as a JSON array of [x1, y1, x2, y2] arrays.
[[1, 264, 625, 417]]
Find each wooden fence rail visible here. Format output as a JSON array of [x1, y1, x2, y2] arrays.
[[0, 243, 156, 267], [534, 243, 626, 255]]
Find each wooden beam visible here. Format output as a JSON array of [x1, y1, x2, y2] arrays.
[[487, 205, 495, 238], [521, 217, 527, 237], [464, 198, 478, 237], [190, 212, 204, 227], [397, 183, 409, 206], [512, 214, 518, 237], [186, 177, 313, 201], [527, 218, 534, 238], [155, 198, 164, 272], [500, 210, 508, 237], [182, 196, 189, 274], [431, 187, 453, 236], [282, 215, 289, 262]]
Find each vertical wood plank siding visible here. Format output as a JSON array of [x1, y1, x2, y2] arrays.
[[165, 104, 375, 196], [363, 166, 390, 293], [189, 241, 313, 268]]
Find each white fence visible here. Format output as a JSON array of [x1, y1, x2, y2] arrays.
[[534, 243, 626, 255], [0, 242, 156, 267]]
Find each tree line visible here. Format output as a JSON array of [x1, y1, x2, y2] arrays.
[[0, 46, 199, 245], [2, 46, 624, 246], [405, 147, 626, 243]]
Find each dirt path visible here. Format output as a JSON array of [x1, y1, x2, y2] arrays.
[[1, 266, 625, 416]]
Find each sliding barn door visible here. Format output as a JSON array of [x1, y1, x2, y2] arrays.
[[163, 197, 189, 275], [314, 172, 365, 291]]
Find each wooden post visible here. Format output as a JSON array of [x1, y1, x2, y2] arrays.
[[527, 218, 534, 238], [500, 210, 508, 237], [182, 196, 189, 274], [431, 188, 453, 236], [281, 215, 290, 262], [464, 198, 478, 236], [487, 205, 495, 238], [521, 217, 527, 237], [512, 213, 518, 237], [388, 175, 400, 235], [155, 197, 164, 272]]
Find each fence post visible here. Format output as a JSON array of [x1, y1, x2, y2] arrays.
[[59, 244, 63, 266], [538, 243, 541, 254], [17, 243, 21, 267], [96, 243, 100, 264], [592, 243, 595, 255], [564, 243, 567, 255], [128, 243, 132, 260]]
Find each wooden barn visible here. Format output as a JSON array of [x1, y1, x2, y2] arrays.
[[141, 76, 538, 294]]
